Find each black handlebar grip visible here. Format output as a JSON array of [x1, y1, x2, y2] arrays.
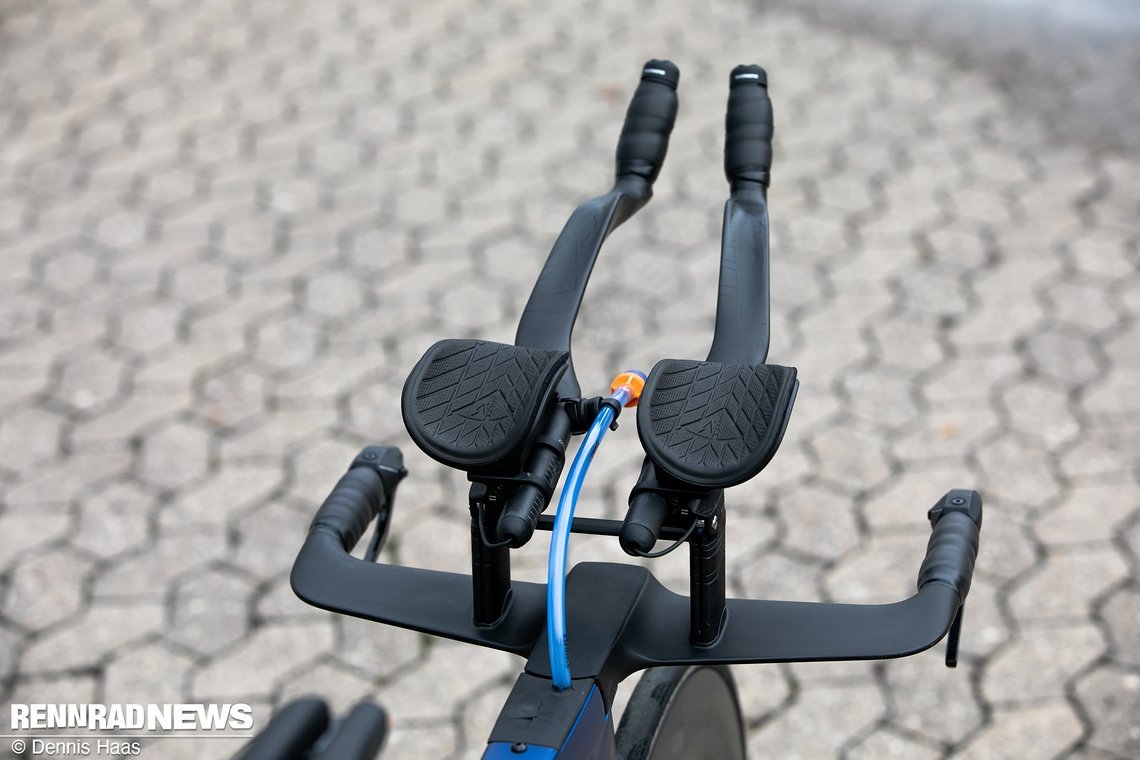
[[310, 466, 385, 551], [237, 698, 329, 760], [724, 64, 774, 187], [615, 59, 680, 185], [917, 490, 983, 602], [620, 491, 669, 555], [313, 700, 389, 760], [496, 409, 572, 548]]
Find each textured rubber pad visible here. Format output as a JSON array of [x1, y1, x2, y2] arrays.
[[638, 359, 797, 489], [402, 339, 568, 473]]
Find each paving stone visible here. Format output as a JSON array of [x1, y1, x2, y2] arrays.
[[72, 480, 154, 560], [333, 615, 425, 681], [955, 701, 1083, 760], [807, 424, 893, 494], [974, 434, 1061, 509], [169, 260, 232, 305], [862, 463, 973, 531], [161, 463, 281, 528], [252, 312, 323, 371], [20, 601, 165, 674], [276, 660, 381, 715], [747, 683, 884, 760], [138, 420, 213, 490], [3, 547, 94, 631], [192, 621, 336, 701], [921, 352, 1021, 406], [894, 407, 998, 464], [4, 449, 132, 512], [982, 623, 1105, 704], [1024, 327, 1103, 387], [775, 483, 863, 562], [1100, 587, 1140, 668], [998, 379, 1081, 450], [0, 511, 71, 570], [167, 568, 255, 656], [827, 533, 929, 603], [736, 550, 823, 603], [1008, 547, 1129, 622], [1059, 423, 1140, 482], [52, 351, 129, 414], [383, 722, 460, 760], [1042, 278, 1122, 335], [94, 528, 227, 599], [71, 388, 189, 445], [302, 269, 367, 319], [0, 406, 62, 472], [1074, 666, 1140, 758], [113, 302, 182, 355], [104, 639, 196, 704], [1034, 482, 1138, 546], [230, 500, 313, 581], [195, 362, 270, 429], [382, 639, 519, 723], [847, 727, 942, 760], [39, 247, 103, 294]]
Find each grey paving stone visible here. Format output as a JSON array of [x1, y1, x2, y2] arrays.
[[192, 620, 336, 701], [982, 623, 1105, 704], [167, 568, 255, 656], [20, 601, 164, 674], [1074, 665, 1140, 758], [3, 547, 94, 631], [72, 480, 154, 559], [0, 406, 62, 472], [103, 639, 196, 704], [93, 528, 227, 599], [1100, 587, 1140, 668], [52, 352, 129, 415], [747, 682, 884, 760], [847, 727, 942, 760], [954, 701, 1083, 760], [1009, 547, 1129, 622], [138, 421, 213, 490], [885, 652, 984, 746], [1034, 483, 1138, 546]]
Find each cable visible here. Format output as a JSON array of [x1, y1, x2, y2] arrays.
[[364, 500, 393, 563], [632, 514, 699, 558], [477, 501, 514, 549], [547, 384, 632, 690]]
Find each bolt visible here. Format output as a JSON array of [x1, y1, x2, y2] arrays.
[[950, 496, 966, 506], [511, 742, 528, 753], [362, 451, 377, 460]]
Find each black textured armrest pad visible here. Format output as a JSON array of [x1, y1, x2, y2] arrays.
[[638, 359, 798, 489], [401, 340, 569, 473]]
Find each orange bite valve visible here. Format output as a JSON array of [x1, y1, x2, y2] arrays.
[[611, 370, 647, 407]]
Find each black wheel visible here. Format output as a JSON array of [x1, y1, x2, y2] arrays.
[[615, 665, 747, 760]]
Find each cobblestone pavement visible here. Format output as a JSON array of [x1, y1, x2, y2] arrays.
[[1, 0, 1137, 758]]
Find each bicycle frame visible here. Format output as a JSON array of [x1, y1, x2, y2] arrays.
[[288, 61, 982, 759]]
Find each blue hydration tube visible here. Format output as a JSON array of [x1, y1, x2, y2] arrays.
[[547, 385, 633, 690]]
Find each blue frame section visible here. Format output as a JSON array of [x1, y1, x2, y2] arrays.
[[482, 685, 614, 760]]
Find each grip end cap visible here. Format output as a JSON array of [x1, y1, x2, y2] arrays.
[[641, 59, 680, 88], [730, 64, 768, 88]]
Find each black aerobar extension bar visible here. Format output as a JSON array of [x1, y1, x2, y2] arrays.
[[491, 61, 680, 550], [619, 64, 777, 555]]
